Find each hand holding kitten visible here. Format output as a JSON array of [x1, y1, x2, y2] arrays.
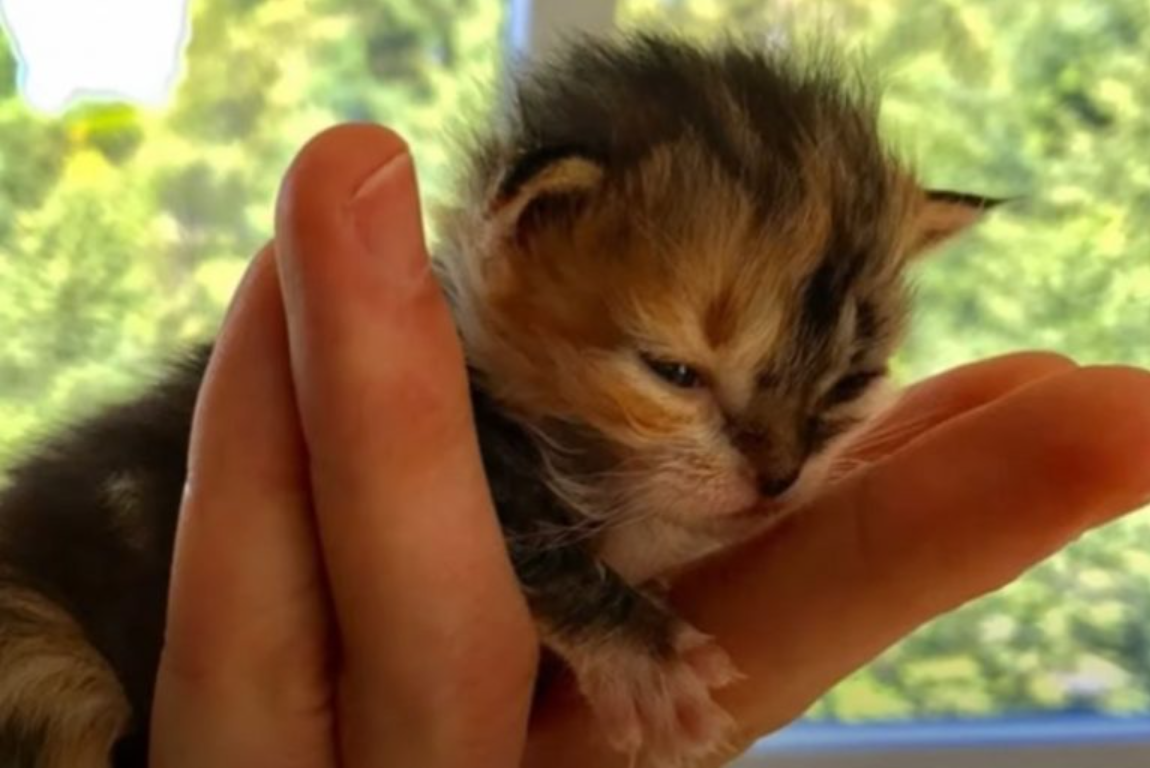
[[150, 123, 1150, 768], [150, 125, 538, 767]]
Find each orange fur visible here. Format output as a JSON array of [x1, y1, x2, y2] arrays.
[[435, 35, 994, 579]]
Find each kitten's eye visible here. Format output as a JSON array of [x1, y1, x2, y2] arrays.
[[642, 357, 704, 389], [825, 368, 886, 404]]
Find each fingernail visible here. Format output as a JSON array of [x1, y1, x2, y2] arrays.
[[348, 151, 429, 288]]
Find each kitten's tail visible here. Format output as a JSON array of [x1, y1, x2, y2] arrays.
[[0, 584, 129, 768]]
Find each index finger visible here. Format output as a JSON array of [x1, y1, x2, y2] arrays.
[[694, 365, 1150, 745]]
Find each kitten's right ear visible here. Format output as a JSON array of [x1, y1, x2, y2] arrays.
[[907, 189, 1008, 257], [489, 147, 605, 247]]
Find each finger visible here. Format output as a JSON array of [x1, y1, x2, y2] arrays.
[[525, 365, 1150, 766], [152, 246, 334, 767], [274, 124, 537, 767], [843, 351, 1075, 463], [694, 365, 1150, 741]]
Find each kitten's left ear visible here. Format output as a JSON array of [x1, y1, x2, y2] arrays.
[[908, 189, 1008, 257], [489, 147, 605, 247]]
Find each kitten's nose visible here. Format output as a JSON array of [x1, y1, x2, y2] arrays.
[[757, 468, 801, 498]]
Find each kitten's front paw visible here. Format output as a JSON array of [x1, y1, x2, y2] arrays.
[[572, 624, 741, 767]]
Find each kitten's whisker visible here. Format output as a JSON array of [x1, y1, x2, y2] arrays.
[[839, 408, 943, 456], [823, 430, 943, 481], [507, 497, 665, 552], [849, 411, 938, 445], [506, 516, 608, 549]]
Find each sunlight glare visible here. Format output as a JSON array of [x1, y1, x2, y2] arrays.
[[0, 0, 190, 112]]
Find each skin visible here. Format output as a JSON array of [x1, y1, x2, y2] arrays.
[[149, 123, 1150, 768]]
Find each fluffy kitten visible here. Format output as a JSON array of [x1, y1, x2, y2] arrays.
[[0, 34, 999, 768]]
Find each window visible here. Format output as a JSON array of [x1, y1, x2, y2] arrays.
[[1, 0, 1148, 765]]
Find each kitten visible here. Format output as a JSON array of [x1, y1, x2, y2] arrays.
[[0, 34, 999, 768]]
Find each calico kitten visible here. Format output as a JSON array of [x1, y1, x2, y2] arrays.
[[0, 34, 1000, 768]]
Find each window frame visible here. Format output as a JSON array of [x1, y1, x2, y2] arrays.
[[743, 716, 1150, 767], [509, 1, 1150, 765]]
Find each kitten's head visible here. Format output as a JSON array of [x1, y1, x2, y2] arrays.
[[438, 35, 998, 565]]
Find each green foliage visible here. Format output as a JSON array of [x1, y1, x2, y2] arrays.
[[0, 0, 1147, 725], [0, 0, 504, 463], [620, 0, 1150, 722]]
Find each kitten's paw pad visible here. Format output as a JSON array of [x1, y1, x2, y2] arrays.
[[573, 626, 741, 767]]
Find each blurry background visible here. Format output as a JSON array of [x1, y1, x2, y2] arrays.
[[0, 0, 1148, 763]]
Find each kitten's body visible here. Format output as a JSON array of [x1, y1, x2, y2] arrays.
[[0, 35, 997, 767]]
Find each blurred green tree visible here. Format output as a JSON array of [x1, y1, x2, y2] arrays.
[[0, 0, 504, 464]]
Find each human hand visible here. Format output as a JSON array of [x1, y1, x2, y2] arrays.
[[527, 349, 1150, 766], [150, 124, 538, 767], [149, 124, 1150, 768]]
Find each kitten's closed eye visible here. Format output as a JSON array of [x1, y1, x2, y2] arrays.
[[825, 368, 887, 405], [642, 355, 705, 389]]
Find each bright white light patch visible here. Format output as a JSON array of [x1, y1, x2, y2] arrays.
[[0, 0, 190, 112]]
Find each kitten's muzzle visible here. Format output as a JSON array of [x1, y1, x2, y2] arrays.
[[731, 427, 805, 499]]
